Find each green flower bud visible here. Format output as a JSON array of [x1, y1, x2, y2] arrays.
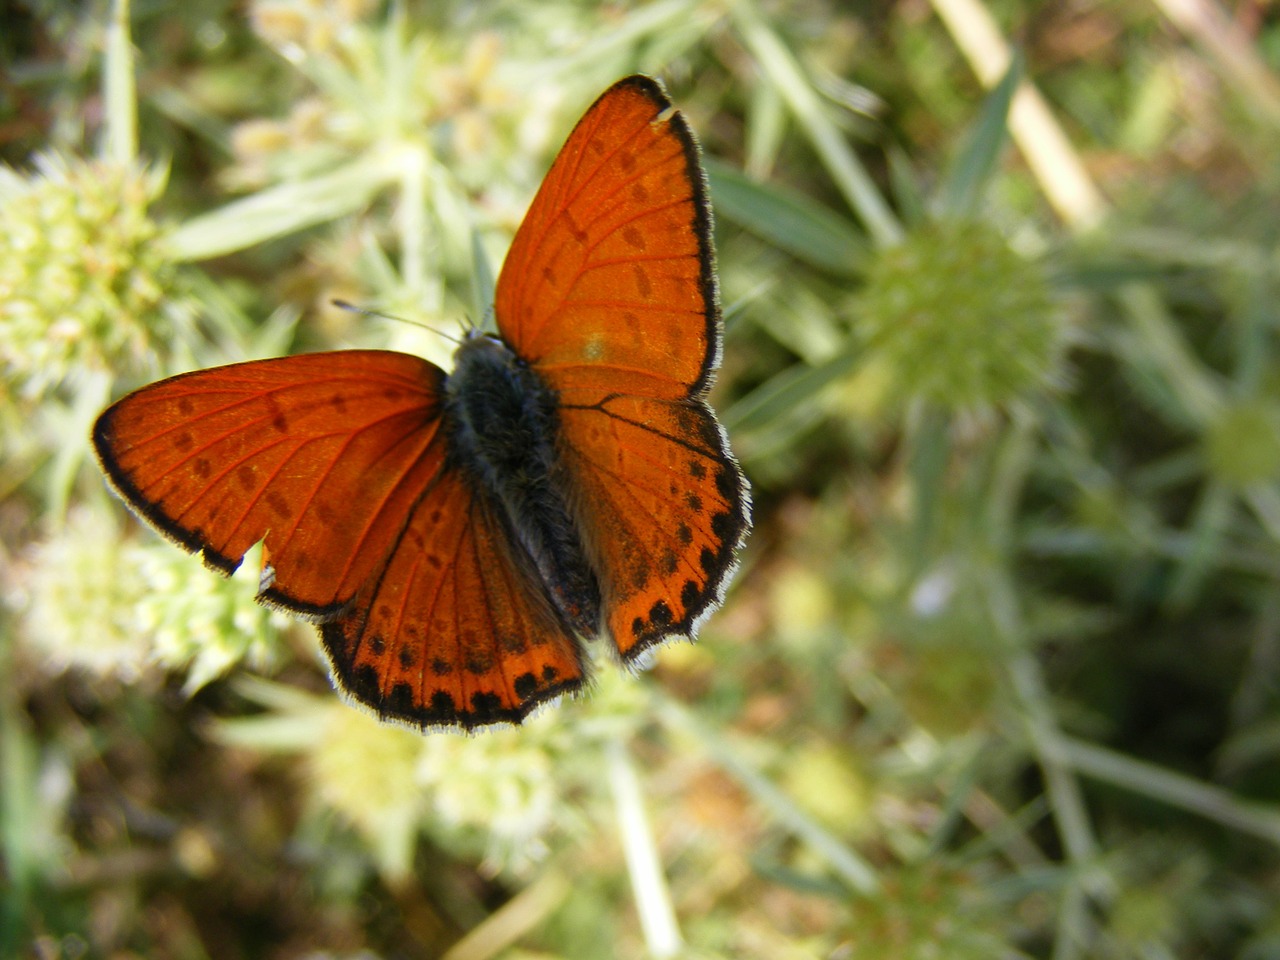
[[417, 720, 561, 875], [17, 507, 284, 692], [307, 706, 429, 881], [135, 540, 288, 693], [853, 221, 1062, 414], [19, 508, 153, 681], [1203, 398, 1280, 489], [0, 154, 172, 400]]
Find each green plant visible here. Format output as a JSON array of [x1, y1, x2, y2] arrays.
[[4, 1, 1280, 957]]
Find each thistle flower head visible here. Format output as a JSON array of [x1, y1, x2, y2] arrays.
[[306, 704, 429, 880], [0, 154, 172, 401], [853, 221, 1062, 415], [250, 0, 382, 58], [1203, 398, 1280, 489], [295, 702, 565, 880], [18, 507, 153, 681], [15, 507, 284, 692], [134, 540, 288, 693], [417, 723, 561, 876]]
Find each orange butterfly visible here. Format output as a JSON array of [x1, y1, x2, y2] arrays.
[[93, 76, 750, 731]]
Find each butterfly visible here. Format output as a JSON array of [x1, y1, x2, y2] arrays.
[[93, 75, 750, 731]]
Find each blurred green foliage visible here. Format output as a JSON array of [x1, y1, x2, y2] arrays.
[[3, 0, 1280, 957]]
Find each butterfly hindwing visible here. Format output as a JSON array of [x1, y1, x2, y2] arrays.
[[558, 395, 748, 659], [320, 464, 588, 729], [93, 351, 450, 618]]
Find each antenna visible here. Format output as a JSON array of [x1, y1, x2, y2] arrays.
[[330, 299, 465, 346]]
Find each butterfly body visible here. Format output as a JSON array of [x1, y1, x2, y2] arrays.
[[443, 330, 600, 637], [94, 76, 750, 731]]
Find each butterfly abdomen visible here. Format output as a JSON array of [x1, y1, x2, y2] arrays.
[[444, 332, 601, 637]]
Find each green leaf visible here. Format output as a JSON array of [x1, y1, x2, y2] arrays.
[[165, 156, 400, 262], [937, 53, 1022, 220], [725, 344, 859, 436], [887, 146, 927, 228], [707, 158, 868, 276], [905, 407, 952, 577]]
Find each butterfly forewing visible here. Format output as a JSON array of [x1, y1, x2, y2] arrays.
[[493, 75, 750, 662], [93, 351, 449, 617], [495, 76, 715, 402]]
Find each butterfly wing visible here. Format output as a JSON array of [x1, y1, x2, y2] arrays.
[[94, 349, 587, 727], [321, 465, 587, 729], [93, 351, 451, 617], [556, 395, 746, 658], [497, 76, 715, 400], [493, 75, 750, 660]]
